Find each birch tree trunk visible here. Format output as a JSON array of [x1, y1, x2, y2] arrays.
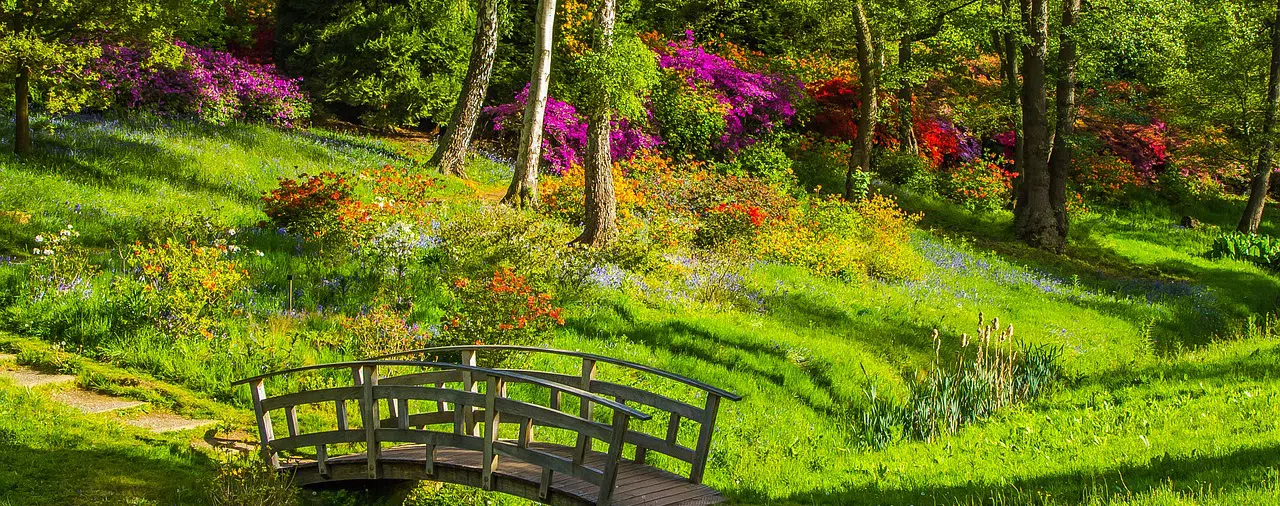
[[846, 0, 877, 201], [1014, 0, 1062, 250], [1238, 0, 1280, 233], [430, 0, 501, 178], [1048, 0, 1080, 240], [572, 0, 619, 246], [502, 0, 558, 208]]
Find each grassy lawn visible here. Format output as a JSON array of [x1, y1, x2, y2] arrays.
[[1, 115, 1278, 505]]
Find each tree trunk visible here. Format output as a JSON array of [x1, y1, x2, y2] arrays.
[[14, 64, 31, 156], [897, 36, 918, 155], [846, 0, 877, 201], [1239, 0, 1280, 233], [572, 0, 619, 246], [1048, 0, 1080, 240], [1014, 0, 1062, 250], [430, 0, 501, 178], [996, 0, 1025, 217], [502, 0, 558, 208]]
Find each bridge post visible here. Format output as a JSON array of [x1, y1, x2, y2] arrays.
[[689, 393, 722, 484], [573, 358, 597, 465], [596, 412, 630, 506], [461, 350, 479, 436], [248, 378, 279, 469], [360, 364, 381, 479], [482, 374, 503, 490]]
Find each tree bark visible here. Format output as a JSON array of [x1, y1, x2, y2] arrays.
[[1239, 0, 1280, 233], [996, 0, 1025, 217], [502, 0, 558, 208], [1014, 0, 1062, 250], [572, 0, 619, 246], [1048, 0, 1080, 240], [896, 36, 918, 155], [846, 0, 877, 201], [430, 0, 501, 178], [12, 0, 31, 156]]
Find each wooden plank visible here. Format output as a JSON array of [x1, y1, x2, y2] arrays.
[[336, 399, 349, 431], [374, 429, 485, 452], [285, 406, 300, 438], [461, 351, 479, 436], [379, 370, 463, 386], [361, 365, 381, 479], [499, 369, 581, 386], [396, 399, 410, 430], [269, 430, 364, 452], [373, 385, 485, 406], [597, 413, 631, 505], [493, 397, 612, 442], [622, 430, 696, 464], [260, 386, 363, 412], [590, 381, 704, 423], [398, 411, 455, 428], [248, 379, 278, 468], [316, 444, 329, 477], [492, 441, 603, 486], [574, 359, 597, 466], [482, 376, 501, 490], [688, 394, 720, 484]]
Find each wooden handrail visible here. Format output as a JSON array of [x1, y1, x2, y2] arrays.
[[370, 345, 744, 401]]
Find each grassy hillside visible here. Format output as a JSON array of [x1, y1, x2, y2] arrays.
[[1, 115, 1278, 505]]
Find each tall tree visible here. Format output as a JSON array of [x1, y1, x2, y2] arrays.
[[846, 0, 878, 200], [502, 0, 558, 207], [430, 0, 502, 177], [1239, 0, 1280, 233], [995, 0, 1025, 216], [1013, 0, 1063, 250], [572, 0, 619, 246], [1048, 0, 1081, 239], [895, 0, 980, 155], [1, 0, 212, 155]]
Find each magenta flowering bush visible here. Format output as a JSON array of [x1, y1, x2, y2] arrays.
[[93, 41, 309, 126], [652, 31, 798, 153], [485, 84, 663, 175]]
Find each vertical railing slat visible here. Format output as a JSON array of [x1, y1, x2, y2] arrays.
[[573, 358, 597, 465], [689, 394, 722, 484], [461, 351, 479, 436], [596, 412, 631, 506], [482, 375, 502, 490], [249, 379, 278, 469], [360, 364, 381, 479]]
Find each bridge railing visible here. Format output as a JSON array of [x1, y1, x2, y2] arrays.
[[233, 359, 652, 505], [371, 345, 743, 484]]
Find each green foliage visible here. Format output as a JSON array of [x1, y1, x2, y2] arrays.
[[277, 0, 472, 129], [206, 455, 299, 506], [718, 137, 800, 189], [943, 157, 1012, 212], [571, 30, 660, 122], [1210, 232, 1280, 269], [648, 75, 728, 160]]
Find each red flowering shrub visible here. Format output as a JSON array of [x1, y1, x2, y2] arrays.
[[261, 168, 440, 250], [439, 268, 564, 363], [1073, 151, 1144, 202], [697, 202, 771, 247], [261, 171, 359, 239]]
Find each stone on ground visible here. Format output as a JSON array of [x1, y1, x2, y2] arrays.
[[52, 388, 147, 414], [0, 366, 77, 388], [126, 412, 218, 433]]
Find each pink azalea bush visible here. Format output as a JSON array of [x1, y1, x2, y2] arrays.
[[92, 41, 309, 126]]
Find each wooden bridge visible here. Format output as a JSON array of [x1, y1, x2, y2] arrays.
[[234, 345, 742, 506]]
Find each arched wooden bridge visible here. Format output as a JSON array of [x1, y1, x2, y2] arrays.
[[234, 345, 742, 506]]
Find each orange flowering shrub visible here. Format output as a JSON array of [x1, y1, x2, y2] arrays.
[[438, 268, 564, 358], [1073, 151, 1143, 203], [126, 238, 249, 339], [261, 171, 361, 239], [944, 157, 1014, 212]]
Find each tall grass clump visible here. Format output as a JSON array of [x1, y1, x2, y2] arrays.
[[1209, 231, 1280, 269], [860, 313, 1064, 448]]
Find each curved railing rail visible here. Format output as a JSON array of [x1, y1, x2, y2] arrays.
[[370, 345, 743, 483], [235, 359, 651, 505]]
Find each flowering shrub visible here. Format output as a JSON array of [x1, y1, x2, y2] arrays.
[[485, 85, 662, 175], [944, 157, 1015, 212], [28, 225, 92, 292], [697, 202, 771, 247], [1073, 151, 1143, 203], [916, 118, 980, 169], [649, 31, 798, 153], [438, 268, 564, 360], [91, 41, 309, 125], [755, 195, 923, 279], [342, 306, 430, 357], [262, 171, 360, 240], [125, 238, 249, 339]]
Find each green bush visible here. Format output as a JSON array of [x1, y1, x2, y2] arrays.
[[277, 0, 472, 129], [649, 76, 728, 160], [1210, 232, 1280, 269], [874, 149, 932, 186], [716, 138, 799, 189]]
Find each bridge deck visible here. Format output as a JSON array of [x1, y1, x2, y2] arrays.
[[288, 442, 725, 506]]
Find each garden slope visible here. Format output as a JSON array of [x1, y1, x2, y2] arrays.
[[0, 116, 1277, 504]]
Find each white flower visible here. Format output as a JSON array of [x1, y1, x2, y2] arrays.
[[254, 250, 264, 257], [60, 229, 71, 237], [42, 249, 53, 256], [34, 235, 43, 243], [227, 228, 237, 236], [32, 247, 40, 254], [228, 245, 242, 253], [65, 224, 73, 230]]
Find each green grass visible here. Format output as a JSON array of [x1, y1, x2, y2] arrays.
[[0, 378, 216, 505], [2, 114, 1280, 505]]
